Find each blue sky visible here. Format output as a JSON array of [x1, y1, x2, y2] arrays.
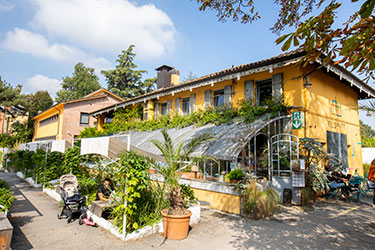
[[0, 0, 374, 127]]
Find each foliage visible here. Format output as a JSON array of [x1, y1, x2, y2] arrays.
[[0, 179, 10, 189], [180, 184, 198, 205], [363, 163, 371, 177], [111, 151, 162, 233], [182, 71, 198, 82], [55, 62, 101, 103], [227, 168, 244, 180], [150, 129, 213, 213], [299, 138, 344, 193], [241, 180, 279, 219], [62, 146, 85, 177], [102, 45, 156, 99], [80, 99, 289, 138], [196, 0, 375, 82], [0, 76, 27, 108], [28, 91, 53, 117], [0, 179, 14, 213], [360, 120, 375, 147]]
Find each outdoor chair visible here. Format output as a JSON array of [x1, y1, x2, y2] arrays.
[[362, 177, 375, 198], [348, 177, 365, 202]]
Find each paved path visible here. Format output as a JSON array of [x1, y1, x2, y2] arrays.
[[2, 171, 375, 249]]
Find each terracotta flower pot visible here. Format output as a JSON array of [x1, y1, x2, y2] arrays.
[[161, 209, 192, 240], [230, 179, 240, 184]]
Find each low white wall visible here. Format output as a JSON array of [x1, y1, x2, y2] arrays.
[[362, 148, 375, 164]]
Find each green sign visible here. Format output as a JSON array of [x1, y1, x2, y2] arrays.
[[292, 111, 302, 129]]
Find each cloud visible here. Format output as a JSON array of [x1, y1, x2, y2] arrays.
[[1, 28, 112, 71], [31, 0, 176, 60], [0, 0, 14, 11], [25, 74, 61, 98]]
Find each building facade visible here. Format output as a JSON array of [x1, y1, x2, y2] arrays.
[[92, 50, 375, 177], [33, 89, 124, 141]]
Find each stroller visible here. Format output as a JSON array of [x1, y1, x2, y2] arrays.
[[57, 174, 94, 226]]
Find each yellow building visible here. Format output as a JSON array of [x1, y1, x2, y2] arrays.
[[91, 50, 375, 210], [33, 89, 124, 141]]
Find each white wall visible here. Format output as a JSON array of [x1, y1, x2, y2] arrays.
[[362, 148, 375, 164]]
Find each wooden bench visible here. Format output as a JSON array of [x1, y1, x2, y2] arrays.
[[0, 212, 13, 250]]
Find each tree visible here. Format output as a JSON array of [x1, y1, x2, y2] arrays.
[[195, 0, 375, 83], [28, 91, 53, 117], [182, 71, 198, 82], [360, 120, 375, 147], [55, 62, 101, 103], [102, 45, 156, 100], [0, 76, 27, 109]]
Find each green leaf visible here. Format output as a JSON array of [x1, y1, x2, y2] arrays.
[[359, 0, 375, 19], [281, 35, 293, 51]]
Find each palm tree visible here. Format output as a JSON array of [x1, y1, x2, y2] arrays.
[[150, 128, 213, 213]]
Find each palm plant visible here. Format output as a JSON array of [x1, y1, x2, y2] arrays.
[[150, 128, 213, 213]]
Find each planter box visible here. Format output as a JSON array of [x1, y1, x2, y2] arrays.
[[0, 212, 13, 250], [180, 172, 196, 179]]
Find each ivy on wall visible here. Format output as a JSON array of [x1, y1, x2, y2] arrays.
[[80, 99, 290, 138]]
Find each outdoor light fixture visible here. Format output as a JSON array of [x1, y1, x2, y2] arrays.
[[304, 75, 312, 89], [367, 110, 372, 117]]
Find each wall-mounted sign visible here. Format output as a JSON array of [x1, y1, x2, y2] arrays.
[[292, 111, 304, 129]]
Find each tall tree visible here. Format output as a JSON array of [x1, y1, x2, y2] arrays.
[[28, 91, 53, 117], [56, 62, 101, 103], [102, 45, 156, 99], [0, 76, 27, 109], [195, 0, 375, 83]]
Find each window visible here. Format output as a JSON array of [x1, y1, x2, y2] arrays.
[[182, 98, 190, 115], [256, 79, 272, 105], [80, 113, 89, 125], [213, 89, 225, 107], [161, 103, 167, 116], [39, 114, 59, 127]]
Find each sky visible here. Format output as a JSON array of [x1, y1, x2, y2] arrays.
[[0, 0, 374, 127]]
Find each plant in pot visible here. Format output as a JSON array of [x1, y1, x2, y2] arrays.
[[150, 129, 212, 240], [227, 169, 245, 184]]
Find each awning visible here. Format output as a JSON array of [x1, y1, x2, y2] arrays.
[[115, 115, 291, 161]]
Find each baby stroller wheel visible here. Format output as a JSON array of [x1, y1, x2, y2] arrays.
[[57, 214, 61, 220], [79, 218, 84, 225], [67, 217, 72, 224]]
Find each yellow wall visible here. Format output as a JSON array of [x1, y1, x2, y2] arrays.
[[33, 105, 63, 140], [289, 66, 362, 175], [192, 188, 241, 214]]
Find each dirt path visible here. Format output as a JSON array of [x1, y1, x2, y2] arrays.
[[2, 171, 375, 250]]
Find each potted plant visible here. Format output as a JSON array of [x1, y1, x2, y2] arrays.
[[227, 169, 244, 184], [150, 129, 212, 240]]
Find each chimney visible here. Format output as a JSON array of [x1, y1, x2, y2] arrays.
[[156, 65, 179, 89]]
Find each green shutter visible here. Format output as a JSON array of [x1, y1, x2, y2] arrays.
[[272, 73, 283, 101], [175, 97, 181, 115], [224, 85, 232, 107], [245, 80, 254, 105], [167, 100, 172, 114], [204, 90, 211, 108], [189, 94, 195, 113], [154, 102, 159, 119]]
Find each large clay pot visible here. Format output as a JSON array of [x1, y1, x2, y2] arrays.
[[161, 209, 192, 240]]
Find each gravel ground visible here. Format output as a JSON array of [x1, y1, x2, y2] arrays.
[[2, 171, 375, 250]]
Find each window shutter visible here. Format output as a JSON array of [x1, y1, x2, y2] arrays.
[[189, 94, 195, 113], [272, 73, 283, 101], [175, 97, 181, 115], [154, 102, 159, 119], [204, 90, 211, 108], [167, 100, 172, 114], [244, 80, 254, 105], [224, 85, 232, 107]]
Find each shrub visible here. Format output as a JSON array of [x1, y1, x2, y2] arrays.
[[242, 181, 279, 219], [180, 184, 198, 206], [227, 169, 244, 180], [0, 179, 14, 213]]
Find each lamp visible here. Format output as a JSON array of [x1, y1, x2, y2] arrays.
[[304, 75, 312, 89]]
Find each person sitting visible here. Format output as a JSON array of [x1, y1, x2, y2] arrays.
[[329, 171, 350, 199], [96, 178, 112, 202]]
